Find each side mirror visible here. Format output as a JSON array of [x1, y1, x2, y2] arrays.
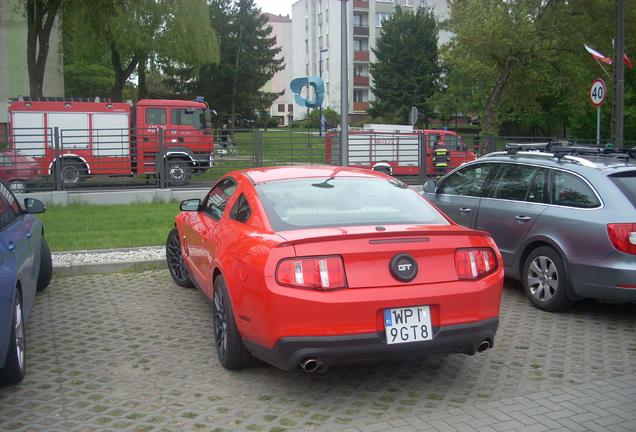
[[180, 199, 201, 212], [423, 180, 438, 194], [24, 198, 46, 214]]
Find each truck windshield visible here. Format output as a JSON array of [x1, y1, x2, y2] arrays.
[[171, 109, 205, 129]]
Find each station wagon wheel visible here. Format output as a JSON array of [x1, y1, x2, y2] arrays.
[[165, 228, 194, 288], [522, 246, 571, 312], [0, 290, 26, 385], [212, 276, 253, 370]]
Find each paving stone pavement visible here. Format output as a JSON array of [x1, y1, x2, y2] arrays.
[[0, 270, 635, 432]]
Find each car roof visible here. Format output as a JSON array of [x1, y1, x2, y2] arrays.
[[480, 151, 636, 174], [240, 165, 385, 184]]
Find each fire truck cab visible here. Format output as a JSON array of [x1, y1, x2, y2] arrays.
[[8, 97, 215, 187]]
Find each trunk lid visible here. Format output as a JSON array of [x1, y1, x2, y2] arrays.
[[277, 224, 492, 288]]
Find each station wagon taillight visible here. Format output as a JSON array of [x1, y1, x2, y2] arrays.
[[607, 223, 636, 255], [455, 248, 498, 280], [276, 256, 347, 290]]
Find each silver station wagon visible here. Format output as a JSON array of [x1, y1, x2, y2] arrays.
[[423, 144, 636, 311]]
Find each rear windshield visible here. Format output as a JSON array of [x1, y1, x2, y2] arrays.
[[256, 177, 449, 231], [609, 171, 636, 208]]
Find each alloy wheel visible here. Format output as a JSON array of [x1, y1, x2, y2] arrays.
[[213, 290, 228, 358], [527, 255, 559, 302], [167, 232, 188, 282], [15, 301, 25, 373]]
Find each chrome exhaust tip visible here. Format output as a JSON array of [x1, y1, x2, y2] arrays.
[[299, 358, 321, 373], [477, 340, 491, 353]]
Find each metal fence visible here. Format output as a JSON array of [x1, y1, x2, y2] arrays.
[[1, 126, 634, 193]]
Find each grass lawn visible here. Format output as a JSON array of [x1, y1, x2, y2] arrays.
[[38, 201, 182, 251]]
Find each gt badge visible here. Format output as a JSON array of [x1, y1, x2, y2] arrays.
[[390, 253, 418, 282]]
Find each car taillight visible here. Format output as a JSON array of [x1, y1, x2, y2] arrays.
[[607, 223, 636, 255], [276, 256, 347, 290], [455, 248, 498, 280]]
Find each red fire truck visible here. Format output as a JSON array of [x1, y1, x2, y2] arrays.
[[7, 97, 215, 188], [325, 124, 475, 176]]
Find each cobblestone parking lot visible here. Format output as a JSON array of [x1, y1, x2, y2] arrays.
[[1, 270, 635, 432]]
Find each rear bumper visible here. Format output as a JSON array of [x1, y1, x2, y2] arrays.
[[244, 317, 499, 371], [569, 258, 636, 302]]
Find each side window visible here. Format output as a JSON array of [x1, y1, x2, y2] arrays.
[[552, 171, 600, 208], [0, 184, 19, 229], [146, 108, 166, 125], [440, 163, 497, 197], [526, 168, 548, 203], [171, 109, 202, 128], [444, 134, 463, 151], [428, 134, 441, 148], [203, 178, 237, 220], [489, 164, 539, 201], [229, 194, 252, 224]]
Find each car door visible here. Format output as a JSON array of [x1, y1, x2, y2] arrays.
[[182, 177, 237, 296], [425, 162, 498, 228], [0, 184, 37, 317], [475, 163, 549, 270]]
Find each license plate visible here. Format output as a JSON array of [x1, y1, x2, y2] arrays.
[[384, 305, 433, 345]]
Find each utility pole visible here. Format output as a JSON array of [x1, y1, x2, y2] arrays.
[[613, 0, 625, 149], [319, 48, 328, 137], [340, 0, 349, 166]]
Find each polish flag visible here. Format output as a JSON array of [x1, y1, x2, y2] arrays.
[[584, 45, 613, 65], [585, 44, 634, 69]]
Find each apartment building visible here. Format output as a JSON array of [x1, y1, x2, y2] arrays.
[[291, 0, 450, 122], [262, 13, 295, 126]]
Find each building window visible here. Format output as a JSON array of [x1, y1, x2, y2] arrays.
[[353, 14, 362, 27], [354, 38, 366, 51], [377, 0, 394, 2], [375, 12, 392, 27], [288, 104, 293, 112], [278, 104, 285, 113], [419, 0, 428, 7], [354, 64, 365, 77], [353, 89, 367, 102], [404, 0, 413, 6]]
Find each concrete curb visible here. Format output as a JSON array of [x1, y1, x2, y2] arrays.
[[53, 259, 167, 276]]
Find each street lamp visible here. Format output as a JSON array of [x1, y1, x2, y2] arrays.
[[319, 48, 329, 136]]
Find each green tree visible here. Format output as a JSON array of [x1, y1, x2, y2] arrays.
[[63, 0, 219, 101], [369, 7, 440, 124], [442, 0, 635, 138], [26, 0, 63, 97], [197, 0, 283, 123]]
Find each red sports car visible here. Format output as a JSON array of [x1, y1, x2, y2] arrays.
[[166, 166, 503, 372]]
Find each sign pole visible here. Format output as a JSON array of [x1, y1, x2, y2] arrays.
[[596, 106, 601, 146]]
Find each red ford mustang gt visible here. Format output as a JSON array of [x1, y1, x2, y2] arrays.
[[166, 166, 503, 372]]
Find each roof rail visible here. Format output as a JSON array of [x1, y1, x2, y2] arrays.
[[503, 142, 634, 162]]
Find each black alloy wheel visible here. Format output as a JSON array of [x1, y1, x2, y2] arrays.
[[166, 228, 194, 288], [212, 277, 252, 370]]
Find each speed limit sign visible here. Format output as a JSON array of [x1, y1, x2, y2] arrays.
[[590, 79, 606, 107]]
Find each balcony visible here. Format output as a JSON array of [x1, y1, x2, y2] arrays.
[[354, 50, 369, 61], [353, 25, 369, 36], [353, 0, 369, 9], [353, 75, 369, 86], [353, 102, 370, 112]]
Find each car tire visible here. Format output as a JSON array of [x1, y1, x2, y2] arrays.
[[36, 237, 53, 292], [167, 160, 191, 187], [1, 290, 26, 385], [522, 246, 571, 311], [166, 228, 194, 288], [212, 276, 253, 370]]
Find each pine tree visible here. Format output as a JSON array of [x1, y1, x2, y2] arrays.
[[369, 7, 440, 124]]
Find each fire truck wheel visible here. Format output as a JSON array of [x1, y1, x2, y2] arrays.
[[167, 160, 191, 186], [60, 161, 85, 186]]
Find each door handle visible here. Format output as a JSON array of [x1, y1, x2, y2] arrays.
[[516, 215, 532, 221], [8, 242, 15, 252], [459, 207, 472, 213]]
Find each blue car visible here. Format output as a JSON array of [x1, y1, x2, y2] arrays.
[[0, 182, 51, 385]]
